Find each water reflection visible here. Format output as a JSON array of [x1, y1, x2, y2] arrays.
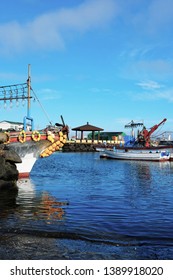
[[17, 179, 68, 224], [0, 184, 18, 218], [120, 161, 173, 212], [131, 162, 152, 182], [33, 192, 68, 223], [126, 161, 171, 188], [0, 179, 68, 227]]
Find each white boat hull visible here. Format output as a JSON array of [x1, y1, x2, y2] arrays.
[[16, 152, 37, 178], [8, 140, 46, 178], [100, 149, 170, 162]]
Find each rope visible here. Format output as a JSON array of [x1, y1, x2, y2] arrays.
[[31, 87, 52, 125]]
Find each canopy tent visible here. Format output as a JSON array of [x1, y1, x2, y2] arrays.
[[72, 122, 104, 141]]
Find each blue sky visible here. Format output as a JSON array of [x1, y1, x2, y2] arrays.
[[0, 0, 173, 137]]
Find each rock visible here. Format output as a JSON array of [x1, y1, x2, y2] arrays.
[[0, 145, 22, 163], [0, 145, 21, 189], [1, 161, 18, 181]]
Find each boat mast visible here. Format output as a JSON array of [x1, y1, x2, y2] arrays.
[[27, 64, 31, 118], [125, 120, 144, 138], [23, 64, 34, 131]]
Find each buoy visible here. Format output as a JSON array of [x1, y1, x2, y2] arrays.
[[18, 130, 26, 143], [4, 132, 10, 144], [32, 131, 41, 142]]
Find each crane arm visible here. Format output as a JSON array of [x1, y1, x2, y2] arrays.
[[147, 118, 167, 138], [138, 118, 167, 147]]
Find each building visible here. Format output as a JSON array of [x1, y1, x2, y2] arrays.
[[72, 122, 104, 141], [87, 131, 125, 141], [0, 120, 31, 131]]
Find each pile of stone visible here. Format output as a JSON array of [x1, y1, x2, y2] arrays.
[[62, 143, 96, 152], [0, 144, 22, 189]]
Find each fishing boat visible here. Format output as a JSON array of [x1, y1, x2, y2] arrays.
[[100, 148, 170, 162], [100, 118, 173, 162], [0, 65, 69, 178]]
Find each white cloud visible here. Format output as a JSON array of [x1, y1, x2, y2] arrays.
[[89, 87, 112, 94], [0, 0, 118, 54], [134, 88, 173, 103], [157, 90, 173, 102], [137, 80, 163, 90], [122, 59, 173, 81], [147, 0, 173, 33], [119, 0, 173, 35], [0, 71, 24, 82], [36, 88, 61, 100]]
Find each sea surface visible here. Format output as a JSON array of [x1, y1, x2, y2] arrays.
[[0, 152, 173, 260]]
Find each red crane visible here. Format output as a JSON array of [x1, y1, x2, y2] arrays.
[[139, 118, 167, 147]]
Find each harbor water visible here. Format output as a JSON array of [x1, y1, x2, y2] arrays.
[[0, 152, 173, 260]]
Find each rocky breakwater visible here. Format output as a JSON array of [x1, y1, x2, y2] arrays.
[[0, 144, 22, 189], [62, 142, 96, 152]]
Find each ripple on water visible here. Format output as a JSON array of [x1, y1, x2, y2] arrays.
[[1, 153, 173, 259]]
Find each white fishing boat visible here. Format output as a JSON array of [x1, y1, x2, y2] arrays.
[[0, 65, 69, 178], [109, 118, 173, 161], [100, 148, 170, 162]]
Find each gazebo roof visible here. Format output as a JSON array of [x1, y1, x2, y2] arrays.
[[72, 122, 104, 131]]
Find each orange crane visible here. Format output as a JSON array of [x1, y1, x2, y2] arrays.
[[139, 118, 167, 147]]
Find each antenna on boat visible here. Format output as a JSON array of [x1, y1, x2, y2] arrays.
[[125, 120, 144, 137]]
